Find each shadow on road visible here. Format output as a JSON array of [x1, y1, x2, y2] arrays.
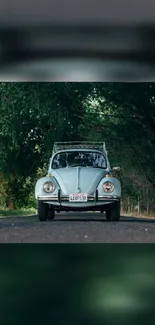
[[1, 213, 155, 224], [49, 212, 155, 223]]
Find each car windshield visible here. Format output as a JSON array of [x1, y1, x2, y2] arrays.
[[52, 151, 107, 169]]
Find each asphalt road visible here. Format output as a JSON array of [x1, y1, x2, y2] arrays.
[[0, 212, 155, 243]]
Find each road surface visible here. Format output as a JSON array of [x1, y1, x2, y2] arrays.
[[0, 212, 155, 243]]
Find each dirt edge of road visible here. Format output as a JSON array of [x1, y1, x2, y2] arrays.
[[122, 212, 155, 220], [0, 213, 37, 219]]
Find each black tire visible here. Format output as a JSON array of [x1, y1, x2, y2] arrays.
[[38, 201, 48, 221], [106, 201, 120, 221], [48, 206, 55, 220]]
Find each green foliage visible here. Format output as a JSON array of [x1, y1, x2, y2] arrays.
[[0, 82, 155, 211]]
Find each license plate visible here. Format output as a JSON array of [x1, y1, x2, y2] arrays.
[[69, 193, 88, 202]]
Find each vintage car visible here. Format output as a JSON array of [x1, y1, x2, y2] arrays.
[[35, 142, 121, 221]]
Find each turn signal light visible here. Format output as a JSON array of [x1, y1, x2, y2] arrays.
[[47, 173, 53, 177]]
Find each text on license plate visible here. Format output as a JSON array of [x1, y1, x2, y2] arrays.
[[69, 193, 88, 202]]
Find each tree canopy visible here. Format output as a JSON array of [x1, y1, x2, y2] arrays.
[[0, 82, 155, 211]]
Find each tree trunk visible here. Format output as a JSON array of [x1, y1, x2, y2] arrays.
[[127, 197, 130, 213], [146, 181, 150, 215], [137, 197, 140, 215], [6, 173, 16, 210]]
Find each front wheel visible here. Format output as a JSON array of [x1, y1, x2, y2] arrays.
[[48, 206, 55, 220], [106, 201, 120, 221], [38, 201, 48, 221]]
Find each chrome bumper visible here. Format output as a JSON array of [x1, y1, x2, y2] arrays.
[[37, 195, 120, 201]]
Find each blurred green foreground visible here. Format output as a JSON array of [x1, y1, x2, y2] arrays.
[[0, 245, 155, 325]]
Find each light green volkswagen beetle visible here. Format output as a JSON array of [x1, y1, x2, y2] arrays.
[[35, 142, 121, 221]]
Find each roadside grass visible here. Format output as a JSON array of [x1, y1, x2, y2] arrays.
[[0, 207, 37, 217]]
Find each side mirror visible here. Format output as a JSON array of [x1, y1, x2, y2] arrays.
[[112, 166, 121, 171]]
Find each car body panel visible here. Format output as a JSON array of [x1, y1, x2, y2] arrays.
[[50, 167, 105, 194]]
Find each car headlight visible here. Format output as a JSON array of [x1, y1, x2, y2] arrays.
[[43, 182, 55, 193], [102, 182, 114, 193]]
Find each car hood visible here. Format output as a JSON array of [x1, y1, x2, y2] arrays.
[[52, 167, 106, 194]]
